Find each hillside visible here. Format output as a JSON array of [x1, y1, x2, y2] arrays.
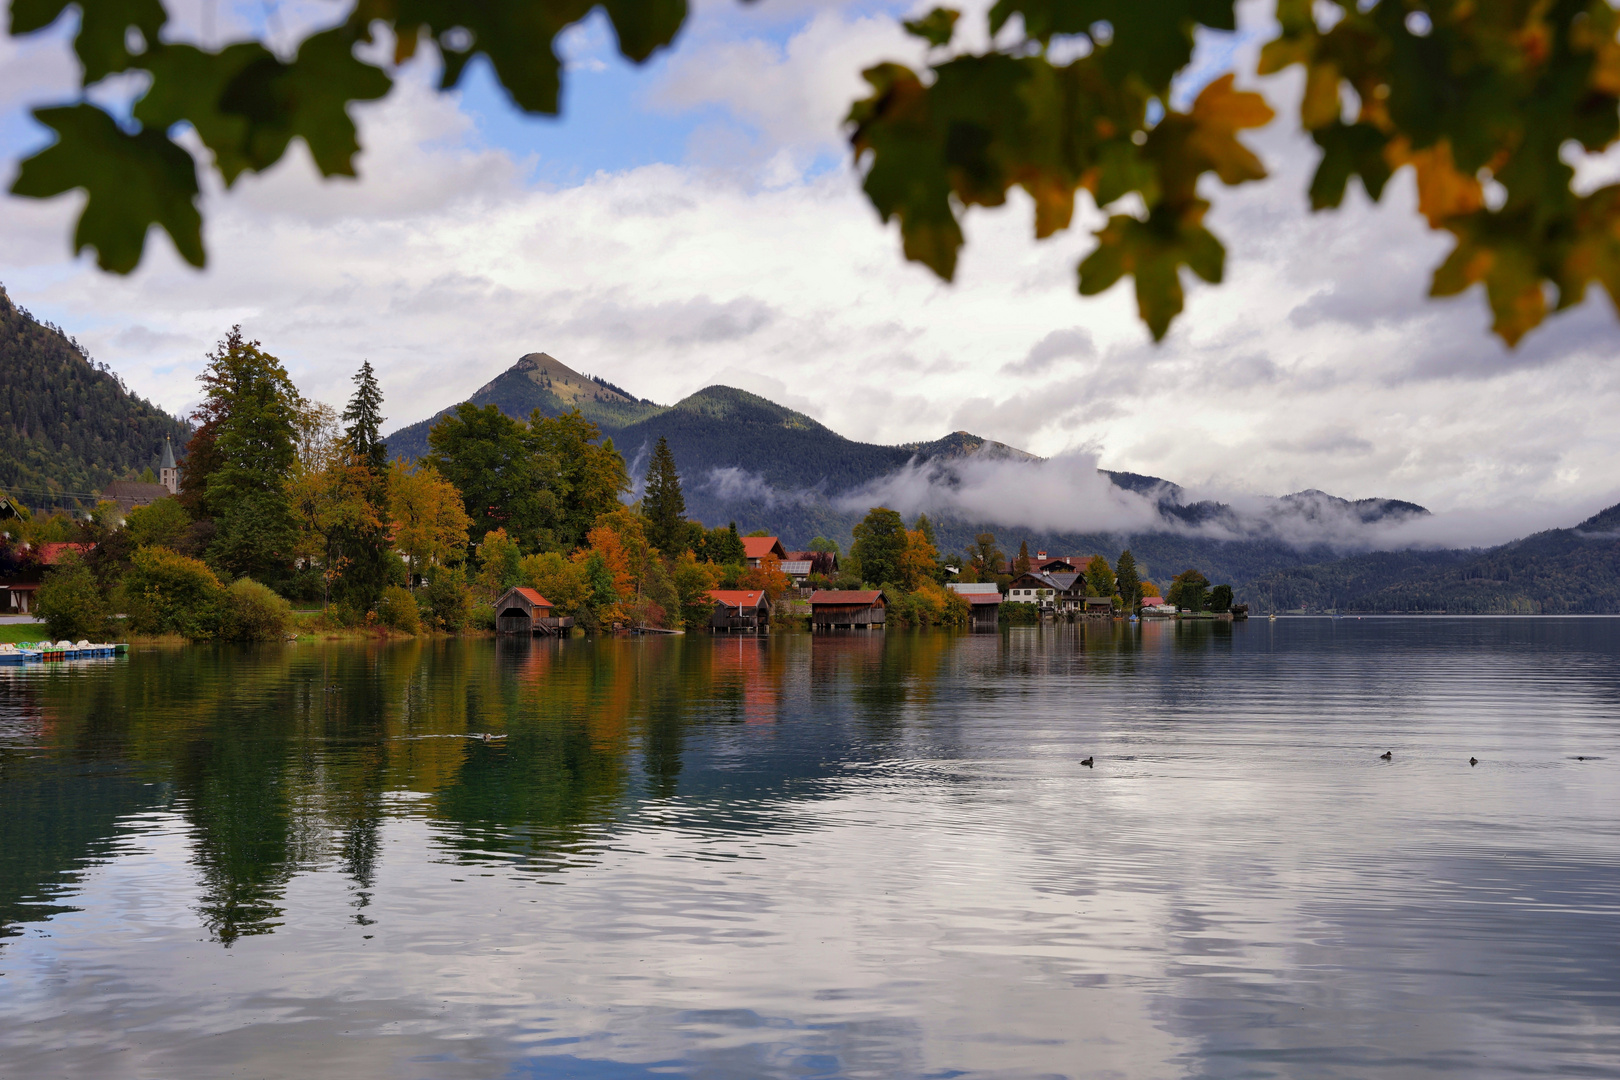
[[0, 285, 190, 507], [1244, 502, 1620, 613]]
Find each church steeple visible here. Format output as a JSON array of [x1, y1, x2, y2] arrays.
[[159, 437, 179, 495]]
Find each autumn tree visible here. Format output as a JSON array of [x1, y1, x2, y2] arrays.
[[330, 361, 394, 609], [641, 435, 687, 556], [1013, 540, 1032, 578], [390, 461, 471, 581], [968, 533, 1006, 582], [897, 528, 940, 591], [851, 507, 908, 588]]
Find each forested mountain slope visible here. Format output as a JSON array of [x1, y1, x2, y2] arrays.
[[0, 285, 190, 506], [1244, 502, 1620, 613]]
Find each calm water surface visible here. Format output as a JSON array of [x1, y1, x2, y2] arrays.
[[3, 619, 1619, 1079]]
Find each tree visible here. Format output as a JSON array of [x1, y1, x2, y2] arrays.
[[697, 522, 746, 567], [473, 528, 525, 595], [1209, 584, 1234, 613], [389, 461, 471, 581], [19, 2, 1620, 352], [35, 551, 107, 640], [897, 528, 940, 591], [526, 410, 629, 550], [1168, 569, 1211, 613], [1086, 555, 1115, 599], [913, 514, 936, 548], [123, 496, 189, 550], [808, 536, 841, 556], [851, 507, 908, 587], [1140, 580, 1162, 602], [968, 533, 1006, 582], [427, 403, 556, 550], [1013, 540, 1032, 578], [341, 361, 388, 476], [1115, 550, 1143, 611], [641, 435, 687, 556], [293, 399, 343, 473]]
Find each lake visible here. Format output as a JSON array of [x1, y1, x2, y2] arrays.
[[3, 619, 1618, 1079]]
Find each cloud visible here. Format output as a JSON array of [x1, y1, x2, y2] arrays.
[[1001, 328, 1096, 375]]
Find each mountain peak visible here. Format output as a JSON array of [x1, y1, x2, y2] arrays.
[[1576, 500, 1620, 534], [490, 352, 641, 407]]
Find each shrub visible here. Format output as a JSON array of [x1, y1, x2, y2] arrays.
[[122, 546, 224, 639], [36, 553, 110, 641], [420, 567, 471, 631], [1000, 601, 1040, 625], [217, 578, 293, 641], [378, 584, 421, 634]]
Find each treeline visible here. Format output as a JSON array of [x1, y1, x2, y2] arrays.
[[0, 284, 190, 501]]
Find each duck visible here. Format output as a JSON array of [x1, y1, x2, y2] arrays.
[[1470, 757, 1478, 766], [1080, 757, 1094, 768], [1379, 750, 1393, 760]]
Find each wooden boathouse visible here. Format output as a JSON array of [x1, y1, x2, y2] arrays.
[[707, 589, 770, 633], [809, 589, 887, 630], [493, 587, 573, 636]]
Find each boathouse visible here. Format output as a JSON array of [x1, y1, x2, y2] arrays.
[[707, 589, 770, 633], [493, 587, 572, 635], [742, 536, 787, 567], [809, 589, 887, 629], [947, 582, 1002, 630]]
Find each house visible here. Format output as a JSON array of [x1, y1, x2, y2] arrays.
[[101, 480, 171, 511], [742, 536, 787, 567], [1001, 554, 1095, 576], [3, 582, 38, 614], [1006, 571, 1086, 613], [493, 586, 572, 635], [1083, 596, 1115, 615], [948, 583, 1003, 630], [1140, 597, 1176, 617], [783, 550, 838, 584], [707, 589, 770, 633], [778, 560, 812, 585], [810, 589, 886, 629], [159, 437, 180, 495]]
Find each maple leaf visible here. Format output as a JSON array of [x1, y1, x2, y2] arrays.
[[1079, 202, 1224, 341], [10, 103, 203, 273], [10, 0, 167, 83]]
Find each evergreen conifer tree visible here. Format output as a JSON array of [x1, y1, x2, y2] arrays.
[[342, 360, 388, 475], [1014, 540, 1031, 577], [1115, 549, 1142, 610], [642, 436, 687, 555], [913, 513, 936, 547]]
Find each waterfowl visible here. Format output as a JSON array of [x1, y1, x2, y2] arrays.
[[1080, 757, 1094, 768], [1379, 750, 1393, 760], [1470, 757, 1478, 766]]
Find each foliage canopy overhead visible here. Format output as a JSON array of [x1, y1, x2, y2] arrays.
[[9, 0, 1620, 345]]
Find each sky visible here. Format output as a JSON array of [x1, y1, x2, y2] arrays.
[[3, 0, 1619, 543]]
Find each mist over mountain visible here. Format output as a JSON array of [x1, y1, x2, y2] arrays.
[[383, 352, 1447, 587]]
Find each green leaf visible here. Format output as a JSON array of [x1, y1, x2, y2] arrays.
[[988, 0, 1236, 86], [10, 0, 167, 83], [1309, 121, 1392, 208], [11, 103, 202, 273], [1078, 203, 1224, 340], [601, 0, 687, 61], [133, 42, 271, 184], [903, 7, 960, 48]]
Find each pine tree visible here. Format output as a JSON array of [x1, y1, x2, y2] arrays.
[[1115, 549, 1142, 610], [342, 360, 388, 475], [641, 436, 687, 556]]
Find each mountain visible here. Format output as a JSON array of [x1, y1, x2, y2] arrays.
[[384, 352, 1438, 587], [1, 285, 190, 507], [1244, 502, 1620, 613]]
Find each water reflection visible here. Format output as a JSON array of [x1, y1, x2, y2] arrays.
[[2, 621, 1619, 1078]]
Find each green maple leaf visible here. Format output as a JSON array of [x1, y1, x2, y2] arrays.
[[9, 0, 167, 83], [1078, 203, 1224, 340], [11, 103, 203, 273], [134, 42, 272, 184], [1309, 121, 1392, 209], [903, 7, 960, 48], [989, 0, 1236, 86]]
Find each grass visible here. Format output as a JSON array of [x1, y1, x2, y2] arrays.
[[0, 622, 44, 644]]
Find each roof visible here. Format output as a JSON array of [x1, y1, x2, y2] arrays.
[[742, 536, 785, 560], [947, 582, 1000, 595], [102, 480, 170, 504], [497, 586, 552, 608], [38, 542, 93, 565], [965, 593, 1002, 605], [779, 561, 812, 575], [159, 438, 177, 470], [1142, 596, 1165, 606], [809, 590, 884, 605], [707, 589, 767, 608]]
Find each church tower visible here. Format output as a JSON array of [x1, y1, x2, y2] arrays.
[[159, 437, 179, 496]]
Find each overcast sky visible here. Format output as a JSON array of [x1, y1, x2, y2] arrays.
[[3, 0, 1618, 539]]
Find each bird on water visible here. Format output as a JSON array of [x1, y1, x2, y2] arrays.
[[1380, 750, 1393, 760], [1470, 757, 1478, 766], [1081, 757, 1094, 768]]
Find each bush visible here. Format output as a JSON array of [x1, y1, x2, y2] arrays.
[[420, 567, 471, 631], [1000, 601, 1040, 625], [377, 584, 421, 634], [122, 546, 224, 639], [218, 578, 293, 641], [36, 553, 110, 641]]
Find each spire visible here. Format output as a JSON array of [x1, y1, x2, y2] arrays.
[[159, 436, 176, 470]]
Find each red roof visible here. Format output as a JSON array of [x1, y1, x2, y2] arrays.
[[38, 542, 93, 565], [1142, 596, 1166, 606], [707, 589, 766, 609], [742, 536, 784, 560], [809, 590, 884, 605], [511, 587, 552, 608], [965, 593, 1002, 605]]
